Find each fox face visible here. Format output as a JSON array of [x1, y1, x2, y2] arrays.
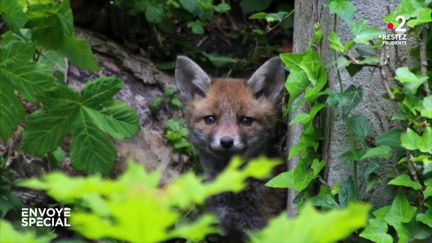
[[175, 56, 285, 172]]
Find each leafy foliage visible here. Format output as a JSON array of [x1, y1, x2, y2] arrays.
[[323, 0, 432, 242], [19, 158, 279, 242], [250, 202, 370, 243], [0, 220, 54, 243], [0, 0, 139, 176]]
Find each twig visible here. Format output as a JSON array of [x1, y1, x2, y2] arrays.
[[420, 26, 430, 95], [407, 152, 424, 207], [379, 46, 395, 100]]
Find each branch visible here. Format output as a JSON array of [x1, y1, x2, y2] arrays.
[[420, 26, 430, 95], [379, 46, 395, 100]]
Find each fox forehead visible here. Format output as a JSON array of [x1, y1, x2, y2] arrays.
[[187, 78, 276, 121]]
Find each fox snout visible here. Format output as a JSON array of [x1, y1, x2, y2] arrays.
[[210, 134, 246, 152]]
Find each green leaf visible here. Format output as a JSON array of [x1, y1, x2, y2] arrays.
[[266, 160, 316, 192], [62, 36, 100, 71], [352, 21, 383, 44], [384, 192, 417, 226], [280, 53, 309, 106], [361, 145, 392, 160], [375, 129, 402, 148], [0, 219, 54, 243], [214, 2, 230, 13], [401, 127, 432, 153], [250, 202, 370, 243], [360, 218, 393, 243], [401, 128, 421, 151], [187, 20, 205, 34], [22, 109, 74, 156], [84, 100, 140, 139], [299, 48, 321, 86], [249, 12, 267, 20], [407, 8, 432, 27], [395, 67, 428, 94], [202, 52, 240, 67], [71, 110, 116, 175], [82, 77, 123, 108], [422, 96, 432, 112], [145, 3, 164, 23], [328, 0, 356, 25], [0, 82, 25, 139], [338, 177, 355, 207], [328, 85, 363, 118], [416, 209, 432, 228], [27, 13, 64, 49], [0, 1, 27, 32], [289, 103, 325, 125], [388, 174, 422, 190], [0, 61, 57, 102], [384, 193, 417, 242], [424, 179, 432, 199], [240, 0, 272, 13], [328, 31, 345, 53], [346, 114, 372, 140]]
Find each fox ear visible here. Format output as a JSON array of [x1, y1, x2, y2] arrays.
[[247, 56, 285, 104], [175, 56, 211, 102]]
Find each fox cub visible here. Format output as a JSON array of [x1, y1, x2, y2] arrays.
[[175, 56, 286, 234]]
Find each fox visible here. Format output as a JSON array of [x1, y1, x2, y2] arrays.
[[175, 56, 286, 237]]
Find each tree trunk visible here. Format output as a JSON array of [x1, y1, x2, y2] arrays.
[[288, 0, 413, 213]]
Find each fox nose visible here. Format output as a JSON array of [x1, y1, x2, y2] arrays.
[[220, 136, 234, 149]]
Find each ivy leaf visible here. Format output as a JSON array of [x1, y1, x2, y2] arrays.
[[375, 129, 403, 148], [352, 21, 383, 45], [416, 209, 432, 228], [395, 67, 428, 94], [401, 128, 421, 151], [338, 177, 356, 207], [360, 218, 393, 243], [266, 160, 315, 192], [346, 114, 372, 140], [424, 179, 432, 199], [328, 0, 356, 26], [299, 48, 321, 86], [280, 53, 309, 107], [388, 174, 422, 190], [328, 85, 363, 118], [407, 8, 432, 27], [328, 31, 345, 52], [290, 103, 325, 125], [384, 193, 417, 238], [401, 127, 432, 154], [0, 82, 25, 139], [361, 145, 392, 160]]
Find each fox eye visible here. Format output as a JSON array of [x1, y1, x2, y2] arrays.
[[239, 116, 253, 126], [204, 115, 217, 125]]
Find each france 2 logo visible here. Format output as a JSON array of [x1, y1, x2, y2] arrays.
[[387, 15, 407, 33]]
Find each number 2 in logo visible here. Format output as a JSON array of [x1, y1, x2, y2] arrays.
[[395, 15, 406, 33]]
